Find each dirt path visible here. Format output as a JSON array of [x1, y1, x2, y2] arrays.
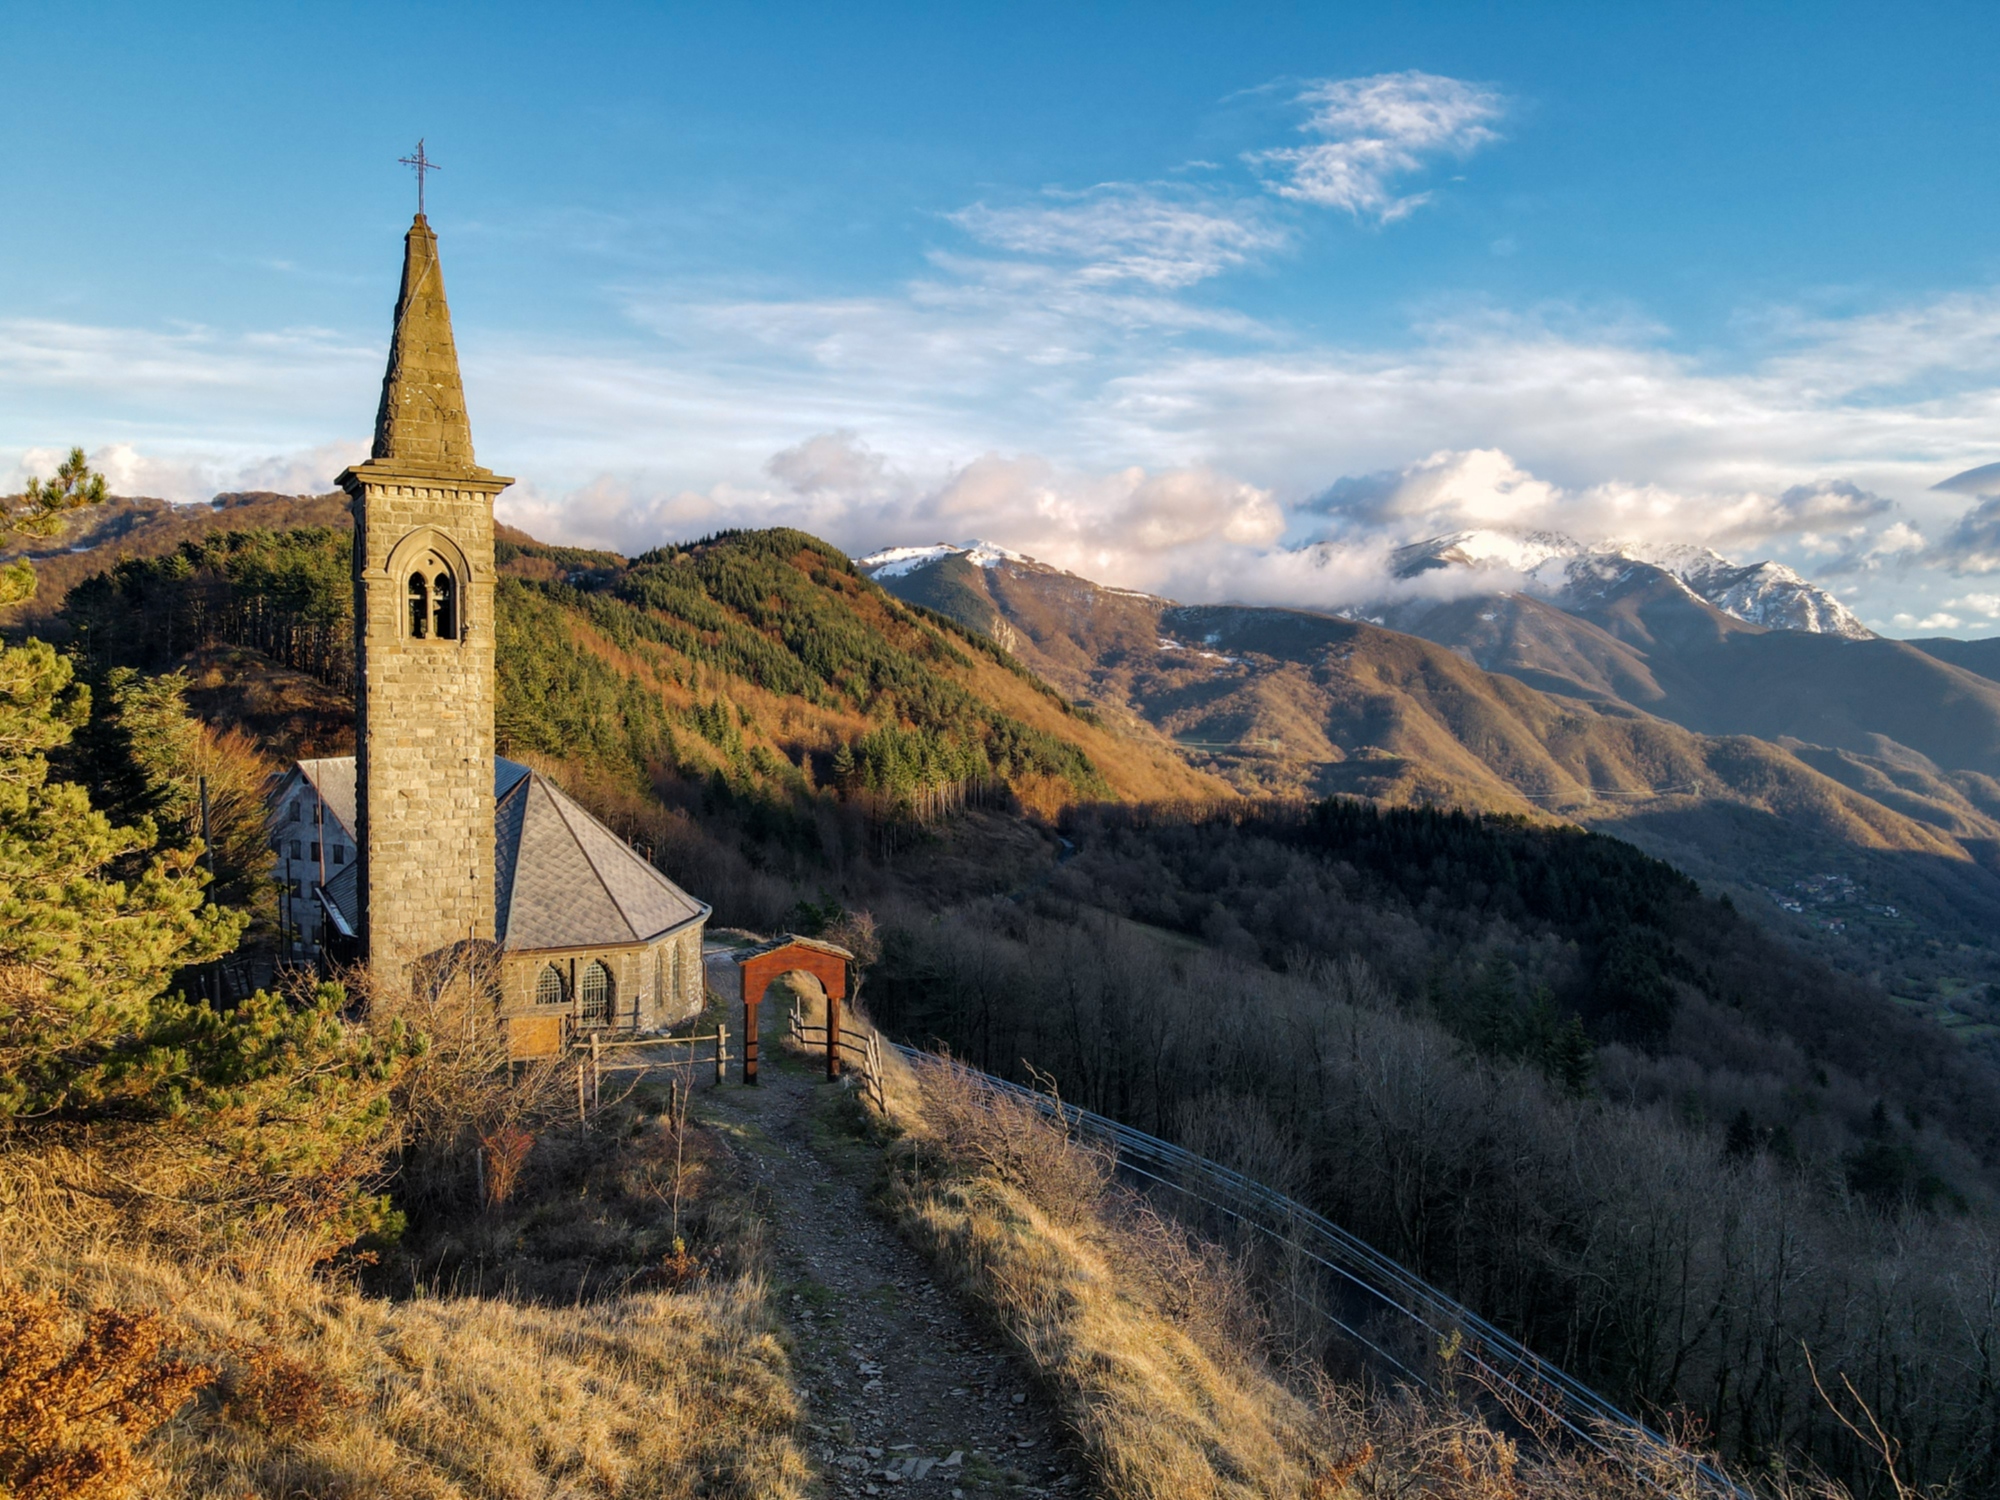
[[698, 1049, 1084, 1498]]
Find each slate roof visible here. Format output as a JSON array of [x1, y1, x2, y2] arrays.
[[307, 757, 705, 952], [295, 758, 357, 837], [495, 772, 708, 950]]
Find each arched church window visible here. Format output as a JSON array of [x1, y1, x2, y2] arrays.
[[534, 965, 567, 1007], [432, 570, 457, 639], [581, 960, 614, 1024], [408, 573, 430, 638]]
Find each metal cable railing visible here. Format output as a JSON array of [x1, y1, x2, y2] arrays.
[[892, 1043, 1745, 1499]]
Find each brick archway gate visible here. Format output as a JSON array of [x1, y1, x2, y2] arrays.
[[736, 935, 853, 1084]]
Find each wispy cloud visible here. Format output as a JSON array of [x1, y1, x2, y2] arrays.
[[1248, 71, 1507, 221], [11, 67, 2000, 633], [949, 184, 1285, 289]]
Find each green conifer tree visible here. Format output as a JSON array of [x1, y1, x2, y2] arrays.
[[0, 640, 242, 1115], [1, 448, 108, 607], [1545, 1015, 1596, 1098]]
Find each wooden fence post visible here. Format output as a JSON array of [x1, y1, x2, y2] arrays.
[[827, 985, 843, 1082], [590, 1032, 601, 1110], [716, 1024, 728, 1086]]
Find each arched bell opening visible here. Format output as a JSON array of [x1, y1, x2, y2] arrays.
[[388, 530, 473, 645], [407, 572, 431, 638]]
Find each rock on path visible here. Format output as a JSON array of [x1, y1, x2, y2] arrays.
[[699, 1050, 1084, 1498]]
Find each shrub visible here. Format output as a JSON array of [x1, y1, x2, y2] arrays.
[[0, 1283, 211, 1500]]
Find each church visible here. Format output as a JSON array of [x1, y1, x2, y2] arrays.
[[268, 208, 710, 1059]]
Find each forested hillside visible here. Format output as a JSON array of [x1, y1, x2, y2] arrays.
[[871, 545, 2000, 1039], [869, 802, 2000, 1492], [23, 509, 2000, 1493], [53, 523, 1220, 852]]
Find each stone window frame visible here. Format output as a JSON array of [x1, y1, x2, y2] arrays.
[[534, 964, 568, 1007], [386, 528, 474, 646], [580, 959, 615, 1025]]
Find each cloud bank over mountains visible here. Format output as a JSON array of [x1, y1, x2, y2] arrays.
[[8, 69, 2000, 632]]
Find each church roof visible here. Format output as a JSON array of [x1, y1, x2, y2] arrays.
[[307, 757, 701, 954], [494, 771, 709, 950], [291, 755, 529, 841], [368, 214, 483, 473], [295, 758, 356, 838]]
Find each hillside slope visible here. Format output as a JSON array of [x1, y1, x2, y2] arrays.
[[55, 522, 1226, 829], [0, 489, 350, 628], [1390, 565, 2000, 779], [864, 546, 2000, 992], [1912, 633, 2000, 683]]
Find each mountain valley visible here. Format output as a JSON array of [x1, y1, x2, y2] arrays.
[[860, 538, 2000, 1025]]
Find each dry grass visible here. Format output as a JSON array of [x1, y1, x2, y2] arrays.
[[876, 1053, 1349, 1500], [9, 1240, 808, 1500], [0, 1279, 213, 1500], [0, 1007, 813, 1499]]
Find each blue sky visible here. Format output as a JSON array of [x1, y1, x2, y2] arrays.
[[9, 2, 2000, 632]]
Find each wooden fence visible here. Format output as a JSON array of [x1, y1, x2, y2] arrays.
[[788, 1004, 885, 1110], [574, 1027, 728, 1126]]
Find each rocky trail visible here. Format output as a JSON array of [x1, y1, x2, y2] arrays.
[[697, 1045, 1086, 1499]]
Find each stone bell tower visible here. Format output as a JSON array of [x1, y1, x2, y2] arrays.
[[337, 212, 511, 984]]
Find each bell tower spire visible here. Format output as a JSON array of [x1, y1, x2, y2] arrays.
[[338, 201, 511, 987], [370, 210, 479, 471]]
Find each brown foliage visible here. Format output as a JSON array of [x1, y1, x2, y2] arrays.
[[0, 1282, 211, 1500], [479, 1123, 534, 1209], [215, 1339, 350, 1438]]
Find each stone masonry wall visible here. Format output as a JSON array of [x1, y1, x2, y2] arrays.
[[352, 478, 499, 985]]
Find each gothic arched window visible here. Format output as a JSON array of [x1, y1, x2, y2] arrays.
[[581, 960, 614, 1024], [432, 570, 457, 639], [407, 572, 430, 639], [534, 965, 567, 1007]]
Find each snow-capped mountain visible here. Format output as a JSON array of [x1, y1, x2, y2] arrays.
[[856, 539, 1032, 578], [1388, 529, 1872, 639], [1620, 543, 1871, 637]]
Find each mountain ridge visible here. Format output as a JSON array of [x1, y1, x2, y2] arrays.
[[857, 537, 2000, 1015]]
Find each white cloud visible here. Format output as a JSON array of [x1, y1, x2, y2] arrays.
[[1295, 448, 1902, 560], [497, 429, 1280, 594], [1892, 611, 1964, 632], [1248, 71, 1506, 221], [949, 185, 1285, 289], [1944, 592, 2000, 618], [6, 439, 365, 503], [1937, 496, 2000, 574]]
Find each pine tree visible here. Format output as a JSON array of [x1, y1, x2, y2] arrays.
[[1, 448, 108, 607], [0, 640, 243, 1115], [1545, 1015, 1596, 1098]]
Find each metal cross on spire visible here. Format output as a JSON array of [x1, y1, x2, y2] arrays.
[[398, 139, 441, 216]]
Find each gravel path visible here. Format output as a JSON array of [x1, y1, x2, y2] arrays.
[[698, 1049, 1085, 1498]]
